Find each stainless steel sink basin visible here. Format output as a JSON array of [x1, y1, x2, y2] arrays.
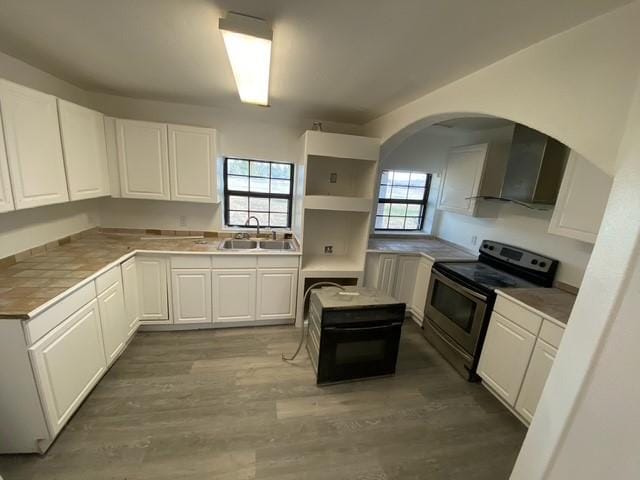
[[259, 240, 294, 250], [219, 239, 258, 250]]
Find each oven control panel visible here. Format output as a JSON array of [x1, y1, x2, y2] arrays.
[[479, 240, 557, 274]]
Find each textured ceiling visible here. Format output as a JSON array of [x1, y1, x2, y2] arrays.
[[0, 0, 632, 124]]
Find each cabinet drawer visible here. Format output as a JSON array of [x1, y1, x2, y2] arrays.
[[257, 256, 299, 269], [539, 320, 564, 349], [170, 255, 211, 269], [494, 295, 542, 334], [95, 265, 122, 294], [24, 281, 97, 345], [211, 255, 257, 269]]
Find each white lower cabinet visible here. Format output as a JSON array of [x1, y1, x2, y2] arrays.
[[97, 279, 129, 366], [377, 254, 398, 296], [477, 312, 536, 406], [137, 256, 169, 324], [28, 299, 107, 436], [212, 269, 257, 324], [515, 339, 558, 423], [257, 269, 298, 320], [393, 256, 419, 311], [411, 258, 433, 324], [171, 269, 212, 324], [121, 257, 140, 337]]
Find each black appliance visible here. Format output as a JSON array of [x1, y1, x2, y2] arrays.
[[423, 240, 558, 381], [307, 287, 405, 385]]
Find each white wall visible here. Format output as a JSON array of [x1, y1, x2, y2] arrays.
[[366, 2, 640, 177], [512, 72, 640, 480], [0, 200, 101, 258]]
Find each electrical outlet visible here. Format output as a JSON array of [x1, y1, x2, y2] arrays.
[[179, 215, 187, 227], [329, 172, 338, 183], [471, 235, 478, 246], [324, 245, 333, 255]]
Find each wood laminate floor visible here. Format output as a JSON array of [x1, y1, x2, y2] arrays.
[[0, 322, 526, 480]]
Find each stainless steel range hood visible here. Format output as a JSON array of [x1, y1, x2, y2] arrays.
[[499, 124, 569, 205]]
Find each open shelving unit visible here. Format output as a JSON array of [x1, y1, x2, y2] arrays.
[[293, 130, 380, 325]]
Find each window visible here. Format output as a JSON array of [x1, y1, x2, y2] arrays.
[[224, 158, 294, 228], [375, 170, 431, 231]]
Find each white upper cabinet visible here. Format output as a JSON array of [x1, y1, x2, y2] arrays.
[[549, 150, 613, 244], [116, 119, 170, 200], [57, 100, 110, 201], [168, 124, 218, 203], [0, 114, 15, 213], [0, 80, 69, 210]]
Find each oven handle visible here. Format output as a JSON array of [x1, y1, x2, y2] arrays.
[[324, 322, 402, 332], [432, 270, 488, 302]]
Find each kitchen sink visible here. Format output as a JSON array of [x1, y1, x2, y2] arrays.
[[259, 240, 294, 250], [219, 239, 258, 250]]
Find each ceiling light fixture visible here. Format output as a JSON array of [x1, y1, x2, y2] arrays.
[[219, 12, 272, 106]]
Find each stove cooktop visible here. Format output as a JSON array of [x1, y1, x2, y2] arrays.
[[436, 261, 541, 292]]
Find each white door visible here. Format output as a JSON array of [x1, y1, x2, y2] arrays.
[[0, 114, 14, 213], [0, 79, 69, 209], [548, 150, 613, 244], [116, 119, 170, 200], [97, 280, 129, 366], [410, 258, 433, 324], [57, 99, 110, 201], [121, 257, 140, 337], [168, 124, 218, 203], [515, 339, 558, 423], [212, 269, 256, 324], [171, 269, 212, 324], [437, 143, 489, 216], [393, 256, 419, 312], [137, 256, 169, 324], [28, 299, 107, 436], [257, 268, 298, 320], [377, 254, 398, 296], [477, 312, 536, 406]]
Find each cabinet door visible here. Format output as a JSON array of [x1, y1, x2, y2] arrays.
[[28, 299, 107, 436], [212, 269, 256, 324], [0, 114, 15, 213], [257, 268, 298, 320], [437, 143, 489, 216], [393, 256, 419, 310], [137, 256, 169, 323], [171, 269, 212, 324], [410, 258, 433, 324], [515, 339, 557, 423], [121, 257, 140, 336], [0, 80, 69, 209], [57, 100, 110, 201], [377, 254, 398, 296], [548, 150, 613, 244], [116, 119, 170, 200], [97, 279, 129, 365], [168, 124, 218, 203], [477, 312, 536, 406]]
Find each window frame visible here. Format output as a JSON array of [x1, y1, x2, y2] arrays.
[[375, 170, 432, 231], [223, 157, 295, 229]]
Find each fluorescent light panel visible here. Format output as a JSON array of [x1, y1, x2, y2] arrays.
[[219, 13, 272, 106]]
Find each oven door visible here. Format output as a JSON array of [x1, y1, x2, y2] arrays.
[[317, 321, 402, 384], [425, 270, 487, 355]]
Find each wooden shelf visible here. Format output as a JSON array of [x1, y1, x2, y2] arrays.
[[304, 195, 372, 212]]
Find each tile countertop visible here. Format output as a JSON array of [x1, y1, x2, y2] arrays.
[[367, 237, 477, 262], [0, 230, 300, 320], [497, 288, 577, 326]]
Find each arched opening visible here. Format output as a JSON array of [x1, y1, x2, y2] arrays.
[[371, 113, 615, 475]]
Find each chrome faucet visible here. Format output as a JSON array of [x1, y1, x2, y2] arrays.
[[245, 215, 261, 237]]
